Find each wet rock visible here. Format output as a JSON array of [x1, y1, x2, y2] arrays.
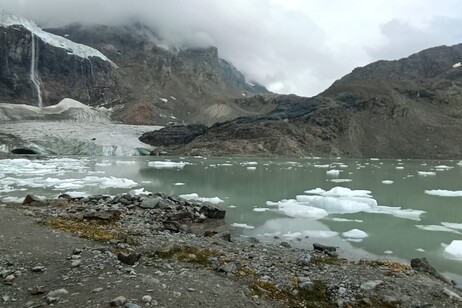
[[142, 295, 152, 303], [411, 257, 450, 283], [280, 242, 291, 248], [199, 203, 226, 219], [3, 274, 15, 285], [222, 233, 232, 242], [31, 266, 45, 272], [22, 194, 42, 206], [313, 243, 336, 252], [110, 296, 127, 307], [169, 211, 194, 221], [117, 251, 142, 265]]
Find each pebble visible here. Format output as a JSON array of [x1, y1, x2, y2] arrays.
[[71, 260, 82, 268], [31, 266, 45, 272], [360, 280, 383, 291], [142, 295, 152, 303], [47, 288, 69, 298]]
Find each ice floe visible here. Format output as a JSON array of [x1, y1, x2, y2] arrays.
[[269, 186, 425, 220], [443, 240, 462, 260], [425, 190, 462, 197], [331, 218, 363, 222], [342, 228, 368, 238], [148, 161, 187, 169], [231, 223, 255, 229], [179, 193, 224, 204], [441, 222, 462, 230], [330, 179, 352, 183], [326, 169, 340, 176], [417, 171, 436, 176], [253, 207, 271, 212], [247, 166, 257, 170], [173, 183, 185, 186], [381, 180, 394, 184], [415, 225, 461, 234]]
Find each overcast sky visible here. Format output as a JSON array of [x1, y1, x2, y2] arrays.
[[3, 0, 462, 96]]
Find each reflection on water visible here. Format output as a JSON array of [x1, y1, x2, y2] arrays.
[[1, 156, 462, 282]]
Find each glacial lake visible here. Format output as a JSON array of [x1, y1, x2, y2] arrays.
[[2, 156, 462, 283]]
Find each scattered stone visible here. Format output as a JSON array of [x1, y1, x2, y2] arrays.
[[280, 241, 291, 248], [84, 210, 122, 221], [222, 233, 232, 242], [204, 230, 218, 237], [3, 274, 15, 285], [218, 262, 241, 274], [28, 286, 45, 295], [31, 266, 45, 272], [140, 197, 163, 209], [162, 221, 182, 233], [71, 260, 82, 268], [110, 296, 127, 307], [46, 297, 58, 304], [125, 303, 141, 308], [118, 251, 142, 266], [297, 254, 312, 266], [142, 295, 152, 303], [443, 288, 462, 301], [22, 194, 42, 206], [199, 203, 226, 219], [92, 287, 103, 293]]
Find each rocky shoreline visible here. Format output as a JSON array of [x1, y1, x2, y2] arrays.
[[1, 192, 462, 307]]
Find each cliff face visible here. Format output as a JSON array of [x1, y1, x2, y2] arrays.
[[147, 44, 462, 159], [0, 12, 270, 125]]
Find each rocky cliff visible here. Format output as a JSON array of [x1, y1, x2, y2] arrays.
[[142, 44, 462, 159], [0, 12, 270, 125]]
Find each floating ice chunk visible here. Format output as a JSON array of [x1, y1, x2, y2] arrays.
[[326, 169, 340, 176], [160, 98, 168, 103], [416, 225, 461, 234], [418, 171, 436, 176], [382, 180, 394, 184], [330, 179, 352, 183], [458, 161, 462, 166], [173, 182, 185, 186], [95, 162, 112, 167], [253, 207, 271, 212], [231, 223, 255, 229], [416, 248, 425, 252], [434, 165, 453, 170], [441, 222, 462, 230], [366, 206, 424, 220], [346, 238, 363, 242], [425, 190, 462, 197], [370, 158, 379, 161], [99, 177, 138, 189], [314, 164, 330, 168], [304, 188, 326, 195], [242, 161, 258, 165], [322, 187, 372, 198], [64, 191, 89, 198], [296, 195, 376, 214], [302, 230, 339, 238], [395, 166, 404, 170], [218, 163, 233, 166], [282, 231, 302, 238], [331, 218, 363, 222], [443, 240, 462, 260], [247, 166, 257, 170], [277, 199, 328, 219], [179, 193, 224, 204], [115, 161, 137, 165], [342, 229, 368, 238], [148, 161, 187, 169], [129, 188, 151, 196], [1, 196, 25, 203], [228, 205, 237, 208], [384, 250, 393, 255]]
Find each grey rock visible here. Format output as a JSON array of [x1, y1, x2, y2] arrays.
[[280, 242, 291, 248], [199, 203, 226, 219], [46, 288, 69, 298], [162, 221, 182, 233], [22, 194, 42, 206], [125, 304, 141, 308], [218, 262, 241, 274], [443, 288, 462, 301], [110, 296, 127, 307], [140, 197, 163, 209], [117, 251, 142, 265], [411, 257, 450, 284], [297, 254, 312, 266], [31, 266, 45, 272], [360, 280, 383, 291], [313, 243, 336, 252], [71, 260, 82, 268]]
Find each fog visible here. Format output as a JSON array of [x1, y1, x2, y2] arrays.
[[3, 0, 462, 96]]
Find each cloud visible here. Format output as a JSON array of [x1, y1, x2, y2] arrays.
[[2, 0, 462, 96]]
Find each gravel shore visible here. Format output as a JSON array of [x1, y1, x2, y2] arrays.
[[1, 192, 462, 307]]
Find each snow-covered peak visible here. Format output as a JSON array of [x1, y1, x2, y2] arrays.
[[0, 10, 117, 67]]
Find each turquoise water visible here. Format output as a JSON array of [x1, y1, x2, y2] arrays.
[[2, 156, 462, 282]]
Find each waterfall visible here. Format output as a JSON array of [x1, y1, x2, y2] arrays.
[[30, 34, 43, 108]]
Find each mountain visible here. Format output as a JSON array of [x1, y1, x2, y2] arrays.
[[0, 11, 270, 125], [141, 44, 462, 159]]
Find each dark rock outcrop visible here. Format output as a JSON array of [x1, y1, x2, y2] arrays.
[[139, 124, 208, 147], [154, 43, 462, 159]]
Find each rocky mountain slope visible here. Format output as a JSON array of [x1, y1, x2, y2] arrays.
[[0, 11, 270, 125], [142, 44, 462, 159]]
